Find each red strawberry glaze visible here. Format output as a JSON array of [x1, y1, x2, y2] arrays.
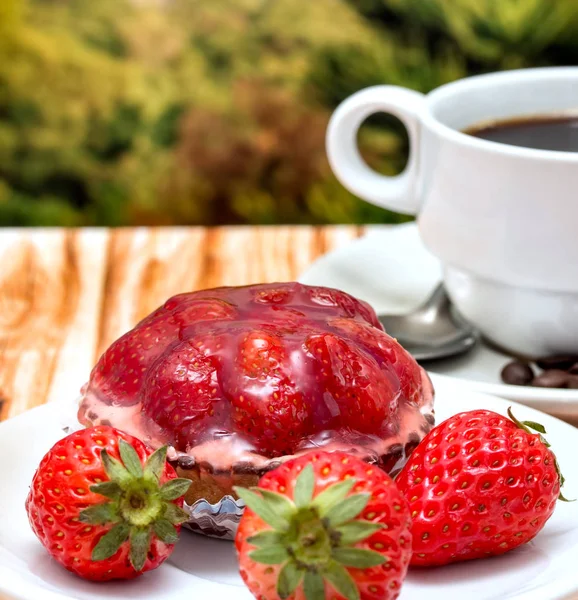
[[78, 283, 434, 474]]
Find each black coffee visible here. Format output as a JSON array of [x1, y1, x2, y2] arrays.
[[464, 114, 578, 152]]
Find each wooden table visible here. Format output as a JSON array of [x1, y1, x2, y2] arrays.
[[0, 226, 363, 422]]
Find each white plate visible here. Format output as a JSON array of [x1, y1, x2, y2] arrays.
[[1, 382, 578, 600], [299, 223, 578, 421]]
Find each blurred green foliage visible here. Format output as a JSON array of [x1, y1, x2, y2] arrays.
[[1, 0, 578, 226]]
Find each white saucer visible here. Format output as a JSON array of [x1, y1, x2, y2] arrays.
[[2, 383, 578, 600], [299, 224, 578, 422]]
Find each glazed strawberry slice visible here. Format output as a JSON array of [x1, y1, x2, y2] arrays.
[[249, 283, 380, 327], [89, 299, 236, 407], [307, 286, 382, 329], [167, 296, 237, 328], [226, 330, 311, 456], [303, 333, 399, 435], [329, 317, 427, 408], [142, 340, 223, 451], [88, 311, 180, 406], [252, 285, 295, 305]]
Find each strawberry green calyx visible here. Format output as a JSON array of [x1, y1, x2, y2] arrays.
[[79, 440, 191, 571], [234, 464, 385, 600], [507, 407, 572, 503]]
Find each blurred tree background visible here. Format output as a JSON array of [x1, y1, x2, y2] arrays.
[[1, 0, 578, 226]]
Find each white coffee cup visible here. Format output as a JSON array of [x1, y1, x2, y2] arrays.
[[326, 67, 578, 357]]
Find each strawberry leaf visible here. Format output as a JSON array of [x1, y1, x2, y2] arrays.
[[554, 456, 574, 501], [92, 522, 130, 561], [234, 487, 289, 530], [79, 502, 120, 525], [144, 446, 168, 482], [311, 479, 356, 517], [334, 521, 383, 545], [522, 421, 547, 434], [153, 518, 179, 544], [277, 561, 304, 599], [258, 489, 296, 520], [324, 560, 359, 600], [119, 439, 144, 478], [293, 464, 315, 508], [332, 547, 386, 568], [89, 481, 122, 499], [163, 502, 190, 525], [249, 545, 289, 565], [303, 571, 325, 600], [247, 530, 282, 548], [100, 449, 131, 484], [507, 407, 549, 437], [129, 526, 151, 572], [507, 407, 572, 502], [324, 493, 370, 527], [160, 478, 192, 501]]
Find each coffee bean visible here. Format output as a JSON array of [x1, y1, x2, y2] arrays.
[[531, 369, 570, 389], [535, 355, 578, 371], [501, 361, 534, 386]]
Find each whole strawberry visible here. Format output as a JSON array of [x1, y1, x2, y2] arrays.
[[396, 408, 567, 567], [26, 426, 191, 581], [234, 451, 412, 600]]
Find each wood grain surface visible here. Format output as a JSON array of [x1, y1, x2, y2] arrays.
[[0, 226, 363, 421]]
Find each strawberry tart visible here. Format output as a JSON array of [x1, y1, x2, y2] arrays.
[[78, 282, 434, 533]]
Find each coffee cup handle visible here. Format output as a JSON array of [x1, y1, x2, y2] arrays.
[[326, 86, 425, 215]]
